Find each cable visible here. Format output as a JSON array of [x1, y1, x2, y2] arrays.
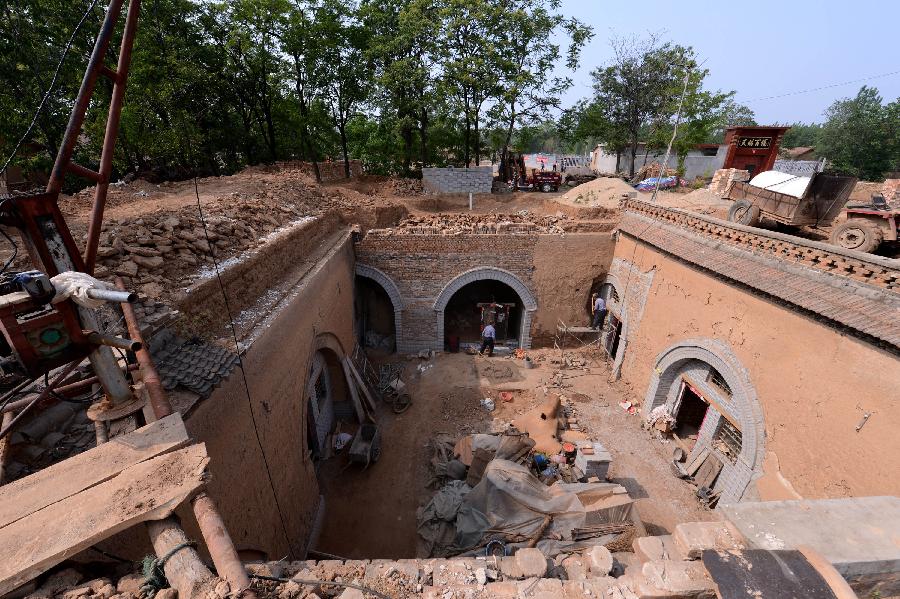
[[248, 574, 391, 599], [192, 176, 296, 559], [0, 0, 101, 176], [741, 68, 900, 103]]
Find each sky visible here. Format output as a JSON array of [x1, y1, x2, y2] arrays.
[[556, 0, 900, 124]]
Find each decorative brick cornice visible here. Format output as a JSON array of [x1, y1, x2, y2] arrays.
[[621, 199, 899, 293]]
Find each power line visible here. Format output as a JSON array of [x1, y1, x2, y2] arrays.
[[192, 177, 297, 559], [0, 0, 101, 177], [741, 69, 900, 103]]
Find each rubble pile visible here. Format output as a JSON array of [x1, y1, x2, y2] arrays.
[[19, 567, 232, 599], [369, 211, 570, 235]]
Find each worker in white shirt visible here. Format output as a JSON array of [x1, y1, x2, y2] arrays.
[[479, 323, 496, 356], [591, 294, 607, 330]]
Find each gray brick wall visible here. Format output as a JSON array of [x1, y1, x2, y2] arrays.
[[422, 166, 493, 194]]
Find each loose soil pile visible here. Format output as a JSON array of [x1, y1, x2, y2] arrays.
[[559, 177, 635, 208]]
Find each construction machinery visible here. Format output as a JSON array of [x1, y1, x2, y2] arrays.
[[725, 171, 857, 230], [499, 154, 561, 193], [829, 195, 900, 253]]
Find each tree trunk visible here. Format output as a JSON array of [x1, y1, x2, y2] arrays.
[[419, 106, 429, 169], [474, 112, 480, 167], [339, 116, 350, 179], [615, 150, 622, 173], [292, 56, 320, 183]]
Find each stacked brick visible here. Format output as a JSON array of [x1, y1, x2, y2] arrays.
[[422, 166, 493, 194], [709, 168, 750, 196], [276, 160, 363, 182], [882, 178, 900, 206]]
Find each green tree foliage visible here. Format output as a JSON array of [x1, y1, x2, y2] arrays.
[[818, 86, 900, 181], [1, 0, 595, 184], [779, 122, 823, 149], [587, 35, 748, 177]]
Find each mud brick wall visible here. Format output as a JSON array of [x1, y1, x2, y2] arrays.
[[422, 166, 493, 194], [355, 231, 616, 353]]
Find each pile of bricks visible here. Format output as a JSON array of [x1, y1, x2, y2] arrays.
[[882, 178, 900, 206], [709, 168, 750, 196], [422, 166, 493, 194], [368, 211, 568, 236]]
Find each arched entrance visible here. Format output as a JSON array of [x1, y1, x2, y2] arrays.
[[355, 265, 403, 354], [434, 267, 537, 351], [643, 339, 764, 503], [305, 336, 351, 462]]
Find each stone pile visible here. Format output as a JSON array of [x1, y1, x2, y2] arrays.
[[708, 168, 750, 196], [244, 521, 753, 599], [371, 211, 569, 236], [91, 195, 320, 304]]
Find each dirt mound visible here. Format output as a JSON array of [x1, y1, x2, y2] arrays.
[[559, 176, 634, 208]]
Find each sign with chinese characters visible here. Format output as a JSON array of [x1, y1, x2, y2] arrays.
[[737, 136, 772, 149]]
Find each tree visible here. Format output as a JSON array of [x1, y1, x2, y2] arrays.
[[590, 35, 693, 178], [314, 0, 372, 177], [488, 0, 591, 178], [779, 122, 823, 149], [818, 86, 900, 181]]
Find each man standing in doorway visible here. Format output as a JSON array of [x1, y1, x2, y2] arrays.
[[479, 322, 496, 356], [591, 293, 607, 330]]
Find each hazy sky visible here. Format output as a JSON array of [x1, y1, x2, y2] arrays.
[[558, 0, 900, 124]]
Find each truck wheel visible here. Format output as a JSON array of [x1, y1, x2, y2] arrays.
[[541, 183, 552, 193], [728, 200, 761, 226], [830, 219, 884, 253]]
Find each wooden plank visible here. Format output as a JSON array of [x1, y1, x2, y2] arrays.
[[685, 446, 710, 477], [0, 413, 189, 529], [695, 454, 724, 489], [340, 358, 366, 423], [0, 444, 208, 595], [345, 359, 378, 415]]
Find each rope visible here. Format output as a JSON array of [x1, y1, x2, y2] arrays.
[[248, 574, 392, 599], [140, 541, 196, 599]]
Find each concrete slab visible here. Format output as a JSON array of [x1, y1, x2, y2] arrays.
[[721, 496, 900, 596], [672, 521, 745, 559]]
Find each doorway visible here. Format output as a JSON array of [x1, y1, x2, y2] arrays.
[[673, 381, 709, 450], [443, 279, 522, 348]]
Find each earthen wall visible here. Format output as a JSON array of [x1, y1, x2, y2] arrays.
[[179, 228, 356, 558], [613, 234, 900, 501]]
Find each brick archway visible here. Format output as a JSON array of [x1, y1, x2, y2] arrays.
[[643, 338, 765, 502], [599, 272, 629, 378], [433, 267, 537, 350], [355, 264, 404, 351]]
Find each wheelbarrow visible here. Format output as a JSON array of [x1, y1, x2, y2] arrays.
[[348, 422, 381, 468]]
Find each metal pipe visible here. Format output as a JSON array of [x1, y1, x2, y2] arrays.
[[192, 493, 257, 599], [116, 278, 173, 419], [86, 288, 137, 304], [0, 411, 13, 484], [80, 306, 134, 404], [85, 330, 142, 352], [46, 0, 126, 194], [84, 0, 142, 273], [0, 361, 80, 439]]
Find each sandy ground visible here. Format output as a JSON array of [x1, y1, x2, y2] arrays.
[[313, 348, 717, 560], [557, 177, 636, 209]]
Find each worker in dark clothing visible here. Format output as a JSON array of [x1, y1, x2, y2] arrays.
[[479, 323, 496, 356], [591, 294, 607, 330]]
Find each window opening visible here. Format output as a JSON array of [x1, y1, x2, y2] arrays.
[[713, 418, 742, 464]]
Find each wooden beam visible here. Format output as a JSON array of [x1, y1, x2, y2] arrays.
[[341, 358, 366, 423], [0, 413, 189, 529], [0, 444, 209, 595], [345, 359, 378, 415]]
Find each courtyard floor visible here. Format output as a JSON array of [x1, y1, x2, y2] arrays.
[[313, 346, 719, 559]]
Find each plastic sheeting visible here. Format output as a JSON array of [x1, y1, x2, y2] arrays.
[[748, 170, 812, 198], [418, 459, 633, 557]]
